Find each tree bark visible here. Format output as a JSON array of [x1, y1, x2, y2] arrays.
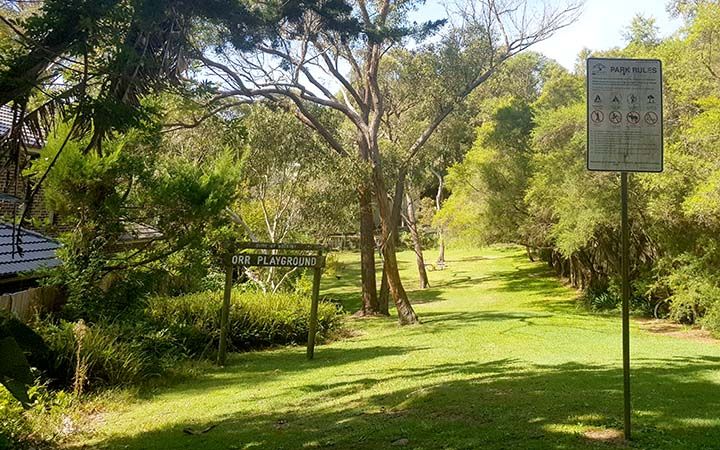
[[378, 262, 389, 315], [432, 169, 446, 267], [371, 162, 418, 325], [379, 169, 407, 315], [359, 185, 379, 315], [405, 190, 430, 289], [525, 245, 535, 262]]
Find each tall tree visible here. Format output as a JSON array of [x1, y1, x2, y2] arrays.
[[0, 0, 579, 325], [0, 0, 358, 232], [192, 0, 580, 324]]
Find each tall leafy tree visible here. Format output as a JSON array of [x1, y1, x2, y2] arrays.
[[0, 0, 358, 233], [191, 0, 580, 323]]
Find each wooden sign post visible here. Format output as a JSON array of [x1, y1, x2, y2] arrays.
[[217, 242, 326, 365]]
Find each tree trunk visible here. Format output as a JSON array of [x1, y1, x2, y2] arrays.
[[378, 262, 389, 315], [525, 245, 535, 262], [359, 186, 379, 315], [432, 169, 446, 267], [379, 170, 406, 315], [371, 164, 418, 325], [405, 190, 429, 289]]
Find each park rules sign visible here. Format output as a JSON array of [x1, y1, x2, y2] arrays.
[[587, 57, 663, 172]]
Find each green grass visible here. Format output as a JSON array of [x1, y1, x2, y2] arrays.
[[69, 246, 720, 449]]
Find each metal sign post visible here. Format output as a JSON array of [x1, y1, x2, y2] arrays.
[[217, 242, 326, 365], [620, 172, 631, 439], [587, 57, 663, 441]]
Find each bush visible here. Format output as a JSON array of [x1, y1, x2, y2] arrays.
[[584, 288, 620, 311], [30, 290, 342, 392], [650, 258, 720, 328], [0, 383, 74, 449], [583, 277, 656, 314], [147, 289, 342, 355], [702, 303, 720, 337], [36, 320, 169, 390]]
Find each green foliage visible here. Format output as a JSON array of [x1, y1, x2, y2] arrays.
[[0, 0, 358, 148], [30, 118, 242, 321], [26, 289, 343, 391], [37, 320, 157, 388], [437, 4, 720, 333], [0, 315, 52, 408], [233, 104, 357, 244], [0, 315, 75, 449], [1, 382, 78, 449], [623, 14, 660, 48], [441, 96, 535, 246], [147, 289, 342, 354]]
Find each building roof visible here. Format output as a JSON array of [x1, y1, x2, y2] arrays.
[[0, 223, 60, 277], [0, 104, 45, 149], [120, 222, 163, 243]]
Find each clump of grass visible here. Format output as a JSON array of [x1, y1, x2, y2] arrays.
[[147, 289, 342, 354], [33, 290, 342, 392]]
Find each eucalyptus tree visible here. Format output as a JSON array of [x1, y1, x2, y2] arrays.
[[0, 0, 579, 325], [194, 0, 580, 324]]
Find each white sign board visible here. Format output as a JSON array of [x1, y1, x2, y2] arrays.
[[587, 58, 663, 172]]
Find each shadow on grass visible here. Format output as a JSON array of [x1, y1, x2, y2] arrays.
[[91, 356, 720, 450], [484, 264, 568, 295], [403, 310, 555, 335], [135, 344, 427, 400], [407, 276, 489, 305]]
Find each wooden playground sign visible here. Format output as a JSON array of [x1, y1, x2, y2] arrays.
[[217, 242, 326, 365], [231, 253, 324, 268]]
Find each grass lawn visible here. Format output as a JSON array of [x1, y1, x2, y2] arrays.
[[70, 246, 720, 449]]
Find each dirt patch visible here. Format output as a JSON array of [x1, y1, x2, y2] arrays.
[[637, 318, 718, 344], [583, 429, 627, 447]]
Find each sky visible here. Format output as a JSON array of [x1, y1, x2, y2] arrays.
[[410, 0, 683, 70], [533, 0, 682, 68]]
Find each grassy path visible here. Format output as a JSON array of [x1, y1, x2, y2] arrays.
[[73, 247, 720, 449]]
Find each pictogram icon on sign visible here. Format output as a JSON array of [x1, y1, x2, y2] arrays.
[[647, 95, 656, 104], [591, 63, 606, 75], [644, 111, 658, 125], [590, 110, 604, 123], [609, 111, 622, 124], [627, 111, 641, 125], [594, 94, 602, 103], [612, 95, 621, 104], [628, 94, 638, 104]]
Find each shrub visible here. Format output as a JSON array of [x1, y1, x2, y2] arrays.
[[702, 303, 720, 337], [36, 320, 162, 389], [584, 288, 620, 311], [0, 387, 28, 449], [146, 289, 342, 355], [30, 290, 342, 392], [0, 383, 74, 449], [650, 258, 720, 328]]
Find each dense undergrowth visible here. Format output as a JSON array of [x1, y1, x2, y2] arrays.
[[0, 290, 342, 449]]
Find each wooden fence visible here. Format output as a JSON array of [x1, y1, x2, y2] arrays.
[[0, 286, 62, 322]]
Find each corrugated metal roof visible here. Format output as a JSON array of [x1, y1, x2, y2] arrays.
[[0, 223, 60, 277], [120, 222, 162, 242]]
